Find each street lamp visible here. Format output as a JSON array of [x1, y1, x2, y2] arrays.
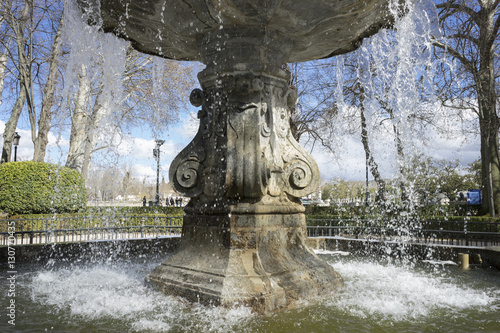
[[153, 139, 165, 206], [13, 132, 20, 162], [365, 154, 370, 206]]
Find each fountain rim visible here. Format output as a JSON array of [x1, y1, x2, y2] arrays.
[[77, 0, 396, 64]]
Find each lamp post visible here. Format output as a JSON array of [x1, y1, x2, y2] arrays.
[[365, 155, 370, 206], [153, 139, 165, 206], [13, 132, 20, 162]]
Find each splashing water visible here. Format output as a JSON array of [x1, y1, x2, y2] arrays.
[[1, 254, 495, 332], [24, 2, 497, 331], [62, 1, 127, 120], [25, 259, 254, 332], [327, 258, 497, 322]]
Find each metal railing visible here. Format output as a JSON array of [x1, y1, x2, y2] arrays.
[[1, 215, 182, 246], [306, 219, 500, 247], [1, 216, 498, 247]]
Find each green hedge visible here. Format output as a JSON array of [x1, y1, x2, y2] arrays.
[[3, 214, 184, 232], [305, 205, 488, 220], [82, 206, 184, 216], [304, 205, 500, 231], [0, 162, 86, 215], [6, 206, 185, 218]]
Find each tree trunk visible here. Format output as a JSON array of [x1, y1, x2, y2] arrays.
[[477, 77, 499, 216], [80, 133, 94, 181], [66, 66, 91, 173], [0, 51, 7, 105], [13, 0, 36, 150], [33, 10, 64, 162], [477, 5, 500, 216], [1, 0, 31, 163], [359, 84, 386, 204], [66, 65, 109, 181], [1, 87, 26, 163], [386, 106, 408, 205], [80, 95, 108, 181]]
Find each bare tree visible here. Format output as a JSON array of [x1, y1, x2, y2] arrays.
[[33, 7, 64, 162], [0, 0, 65, 163], [0, 50, 7, 105], [291, 56, 391, 205], [63, 41, 195, 180], [433, 0, 500, 215], [1, 0, 32, 163]]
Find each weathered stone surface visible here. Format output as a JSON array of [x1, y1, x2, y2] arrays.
[[147, 212, 343, 313], [80, 0, 392, 62]]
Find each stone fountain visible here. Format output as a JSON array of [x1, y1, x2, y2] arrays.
[[79, 0, 393, 314]]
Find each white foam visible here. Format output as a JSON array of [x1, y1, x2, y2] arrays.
[[29, 256, 499, 329], [422, 259, 458, 266], [314, 249, 351, 256], [326, 260, 497, 321], [31, 263, 254, 332]]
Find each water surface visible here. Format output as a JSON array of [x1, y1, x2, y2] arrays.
[[2, 252, 499, 332]]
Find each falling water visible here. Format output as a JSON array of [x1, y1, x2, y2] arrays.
[[62, 1, 127, 122], [334, 0, 443, 207], [61, 0, 168, 155]]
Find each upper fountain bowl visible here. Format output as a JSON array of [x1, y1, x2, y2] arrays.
[[78, 0, 394, 63]]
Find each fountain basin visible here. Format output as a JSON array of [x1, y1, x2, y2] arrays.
[[4, 252, 499, 332]]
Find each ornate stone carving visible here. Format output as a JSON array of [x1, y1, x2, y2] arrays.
[[169, 66, 318, 207], [168, 90, 208, 198]]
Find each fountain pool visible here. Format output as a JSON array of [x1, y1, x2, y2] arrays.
[[3, 252, 499, 332]]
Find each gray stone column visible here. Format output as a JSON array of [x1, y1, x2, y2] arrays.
[[148, 27, 343, 314]]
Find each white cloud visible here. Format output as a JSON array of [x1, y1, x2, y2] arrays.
[[0, 120, 70, 163], [310, 133, 398, 182], [0, 122, 33, 161], [174, 111, 198, 142], [131, 164, 156, 180], [308, 108, 481, 182], [47, 130, 69, 148]]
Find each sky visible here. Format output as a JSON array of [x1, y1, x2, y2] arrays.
[[0, 102, 481, 186]]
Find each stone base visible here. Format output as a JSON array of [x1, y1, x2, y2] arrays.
[[147, 211, 343, 314]]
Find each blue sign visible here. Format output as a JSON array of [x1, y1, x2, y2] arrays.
[[467, 189, 481, 205]]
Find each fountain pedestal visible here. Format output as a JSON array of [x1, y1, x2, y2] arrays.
[[149, 211, 342, 313], [147, 27, 342, 313]]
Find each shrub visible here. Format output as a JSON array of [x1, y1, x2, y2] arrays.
[[83, 206, 184, 216], [0, 162, 87, 215]]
